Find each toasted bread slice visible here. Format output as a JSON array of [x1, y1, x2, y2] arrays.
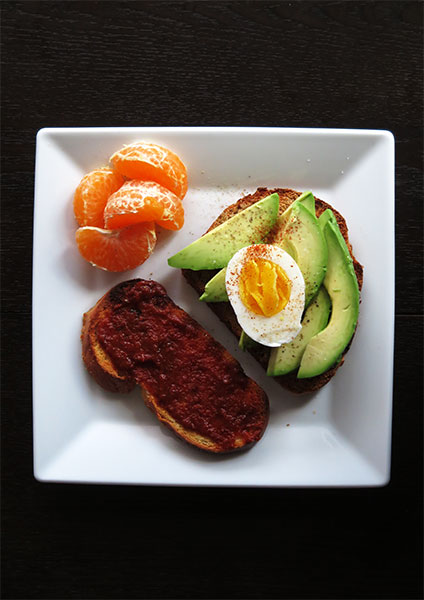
[[182, 188, 363, 394], [81, 279, 269, 453]]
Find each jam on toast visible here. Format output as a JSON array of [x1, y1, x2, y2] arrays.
[[81, 279, 269, 453]]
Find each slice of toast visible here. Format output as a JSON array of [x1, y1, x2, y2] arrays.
[[81, 279, 269, 453], [182, 188, 363, 394]]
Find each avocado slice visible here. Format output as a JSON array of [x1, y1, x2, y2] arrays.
[[296, 190, 315, 215], [200, 267, 228, 302], [317, 208, 332, 231], [267, 287, 331, 376], [297, 210, 359, 379], [168, 193, 279, 270], [269, 202, 327, 306], [239, 330, 257, 350]]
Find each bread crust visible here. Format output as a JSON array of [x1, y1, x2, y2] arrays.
[[81, 297, 137, 394], [182, 188, 363, 394], [81, 279, 269, 453], [142, 388, 264, 453]]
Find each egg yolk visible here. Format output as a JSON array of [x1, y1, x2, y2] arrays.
[[238, 258, 292, 317]]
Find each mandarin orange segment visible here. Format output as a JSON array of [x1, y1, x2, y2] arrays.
[[73, 168, 124, 228], [110, 142, 188, 200], [104, 180, 165, 229], [75, 222, 156, 272], [104, 180, 184, 231]]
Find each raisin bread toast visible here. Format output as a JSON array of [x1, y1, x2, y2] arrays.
[[182, 188, 363, 394], [81, 279, 269, 452]]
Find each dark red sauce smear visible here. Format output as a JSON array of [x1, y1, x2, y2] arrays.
[[96, 280, 267, 449]]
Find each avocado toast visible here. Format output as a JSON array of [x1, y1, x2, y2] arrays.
[[171, 188, 363, 394]]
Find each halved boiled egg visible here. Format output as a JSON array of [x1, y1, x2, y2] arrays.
[[226, 244, 305, 347]]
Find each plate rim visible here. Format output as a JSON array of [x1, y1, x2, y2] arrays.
[[32, 126, 395, 487]]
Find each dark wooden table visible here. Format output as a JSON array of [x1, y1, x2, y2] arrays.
[[2, 2, 422, 599]]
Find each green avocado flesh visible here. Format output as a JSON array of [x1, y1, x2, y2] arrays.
[[297, 210, 359, 379], [168, 193, 279, 270], [239, 330, 257, 350], [200, 191, 321, 303], [266, 286, 331, 376], [267, 202, 327, 307], [317, 208, 332, 231], [296, 190, 315, 215], [200, 267, 228, 302]]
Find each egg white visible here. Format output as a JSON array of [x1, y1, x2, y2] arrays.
[[226, 244, 305, 347]]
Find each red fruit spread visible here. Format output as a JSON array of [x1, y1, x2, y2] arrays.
[[96, 279, 268, 449]]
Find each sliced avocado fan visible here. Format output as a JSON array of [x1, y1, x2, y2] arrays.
[[297, 210, 359, 379]]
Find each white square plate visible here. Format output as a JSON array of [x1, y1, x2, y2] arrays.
[[33, 127, 395, 486]]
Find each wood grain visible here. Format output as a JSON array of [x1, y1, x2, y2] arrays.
[[1, 1, 422, 599]]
